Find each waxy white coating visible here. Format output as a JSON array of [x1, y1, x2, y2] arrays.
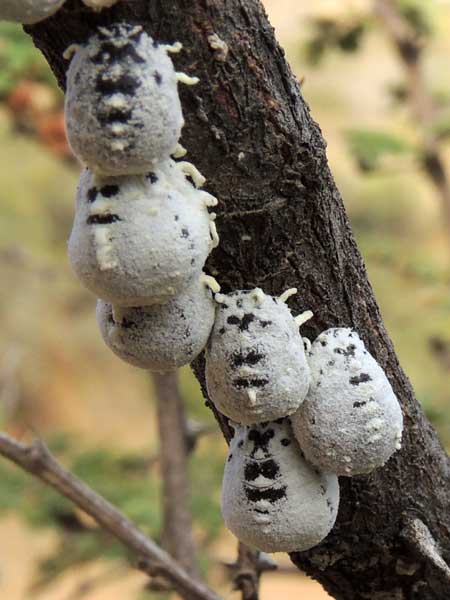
[[96, 274, 216, 371], [65, 24, 184, 175], [68, 159, 215, 307], [291, 328, 403, 476], [205, 290, 311, 424], [222, 419, 339, 553], [0, 0, 65, 24]]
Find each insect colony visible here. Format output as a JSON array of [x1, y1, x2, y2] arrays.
[[3, 3, 404, 555]]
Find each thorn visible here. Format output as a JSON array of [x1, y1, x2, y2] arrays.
[[209, 217, 220, 249], [63, 44, 81, 60]]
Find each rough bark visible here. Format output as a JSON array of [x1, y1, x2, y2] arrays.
[[25, 1, 450, 598]]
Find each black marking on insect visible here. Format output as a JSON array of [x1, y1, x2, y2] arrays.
[[227, 453, 233, 462], [233, 377, 269, 390], [280, 438, 291, 447], [99, 185, 120, 198], [147, 172, 158, 184], [219, 327, 226, 335], [259, 320, 272, 328], [320, 340, 327, 347], [244, 459, 280, 481], [334, 344, 357, 357], [181, 228, 190, 238], [87, 187, 98, 202], [253, 508, 269, 515], [87, 214, 121, 225], [244, 485, 287, 503], [226, 313, 256, 331], [92, 41, 146, 65], [349, 373, 372, 386], [96, 72, 141, 96], [231, 350, 264, 368], [97, 108, 133, 126], [154, 70, 163, 85], [328, 360, 335, 367], [247, 428, 274, 458], [353, 400, 367, 408], [238, 440, 244, 449]]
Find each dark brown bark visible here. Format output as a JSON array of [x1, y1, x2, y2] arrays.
[[152, 371, 199, 578], [25, 1, 450, 598]]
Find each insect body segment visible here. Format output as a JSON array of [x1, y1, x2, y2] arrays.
[[291, 328, 404, 476], [69, 160, 217, 307], [65, 24, 184, 176], [222, 420, 339, 553], [96, 273, 216, 371], [205, 290, 311, 424]]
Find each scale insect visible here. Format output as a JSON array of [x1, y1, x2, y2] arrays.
[[65, 24, 187, 175], [205, 289, 312, 424], [291, 328, 404, 476], [222, 419, 339, 553], [96, 273, 218, 371], [68, 159, 217, 307], [0, 0, 66, 24]]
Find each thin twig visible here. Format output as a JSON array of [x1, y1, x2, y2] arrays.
[[0, 432, 222, 600], [152, 371, 199, 578], [226, 542, 277, 600]]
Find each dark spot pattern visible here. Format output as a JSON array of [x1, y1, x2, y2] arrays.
[[226, 313, 256, 331], [181, 228, 190, 238], [233, 377, 269, 389], [248, 428, 274, 458], [244, 485, 287, 503], [147, 173, 158, 184], [244, 459, 279, 481], [99, 185, 119, 198], [280, 438, 291, 447], [353, 400, 367, 408], [87, 214, 121, 225], [334, 343, 356, 357], [96, 72, 140, 95], [231, 350, 264, 368], [349, 373, 372, 386], [91, 41, 146, 64], [97, 108, 132, 125], [154, 70, 163, 85], [87, 187, 98, 202]]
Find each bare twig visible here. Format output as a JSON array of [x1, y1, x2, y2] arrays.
[[152, 371, 199, 578], [375, 0, 450, 241], [226, 542, 277, 600], [0, 432, 221, 600]]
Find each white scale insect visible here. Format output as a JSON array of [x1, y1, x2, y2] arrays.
[[0, 0, 66, 24], [65, 23, 195, 176], [96, 273, 217, 371], [222, 419, 339, 553], [205, 288, 312, 424], [291, 327, 404, 476], [68, 159, 218, 307]]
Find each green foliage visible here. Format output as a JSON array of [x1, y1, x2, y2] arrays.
[[0, 23, 55, 97], [345, 128, 413, 172], [397, 0, 433, 38], [305, 17, 367, 65]]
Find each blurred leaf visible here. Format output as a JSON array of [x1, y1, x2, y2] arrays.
[[345, 128, 413, 172], [398, 0, 433, 38], [0, 23, 56, 97], [304, 17, 368, 65]]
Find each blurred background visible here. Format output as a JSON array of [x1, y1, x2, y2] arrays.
[[0, 0, 449, 598]]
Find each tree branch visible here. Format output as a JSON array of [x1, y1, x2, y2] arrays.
[[0, 432, 221, 600], [152, 371, 199, 578], [24, 1, 450, 597]]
